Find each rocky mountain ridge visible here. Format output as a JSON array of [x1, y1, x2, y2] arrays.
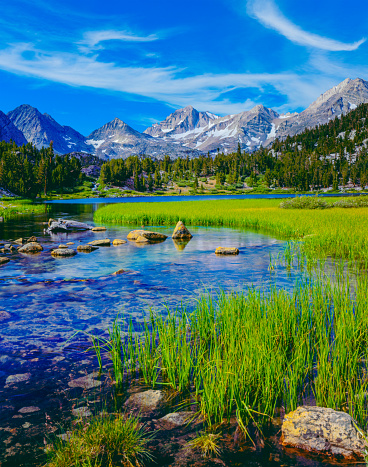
[[1, 78, 368, 158]]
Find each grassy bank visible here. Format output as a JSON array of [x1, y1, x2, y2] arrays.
[[94, 198, 368, 265], [0, 198, 48, 220], [93, 274, 368, 433]]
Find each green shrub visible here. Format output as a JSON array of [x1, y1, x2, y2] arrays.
[[333, 197, 368, 208], [280, 196, 332, 210]]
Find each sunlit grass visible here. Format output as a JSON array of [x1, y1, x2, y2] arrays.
[[0, 198, 47, 220], [94, 198, 368, 266]]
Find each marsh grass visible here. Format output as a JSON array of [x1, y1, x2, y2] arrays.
[[45, 413, 153, 467], [0, 198, 47, 219], [90, 272, 368, 435], [94, 198, 368, 266]]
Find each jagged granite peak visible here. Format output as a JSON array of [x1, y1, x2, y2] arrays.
[[144, 105, 220, 139], [86, 117, 200, 159], [273, 78, 368, 141], [0, 110, 28, 146], [145, 103, 279, 154], [7, 104, 94, 154]]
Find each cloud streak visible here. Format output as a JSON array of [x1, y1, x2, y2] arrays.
[[246, 0, 366, 51], [0, 42, 344, 115], [79, 30, 159, 51]]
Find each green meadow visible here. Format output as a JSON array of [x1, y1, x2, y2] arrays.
[[0, 198, 48, 220], [94, 197, 368, 266]]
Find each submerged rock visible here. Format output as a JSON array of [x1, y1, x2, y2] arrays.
[[87, 239, 110, 246], [0, 310, 11, 321], [66, 242, 74, 245], [51, 248, 77, 257], [172, 221, 193, 239], [124, 389, 166, 418], [113, 239, 127, 245], [215, 247, 239, 255], [68, 374, 101, 389], [18, 242, 43, 253], [18, 406, 40, 414], [281, 406, 366, 459], [77, 244, 99, 253], [0, 257, 10, 265], [6, 373, 31, 385], [127, 230, 167, 242], [91, 226, 106, 232], [156, 412, 193, 430]]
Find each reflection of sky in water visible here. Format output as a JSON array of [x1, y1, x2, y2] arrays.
[[0, 207, 304, 354]]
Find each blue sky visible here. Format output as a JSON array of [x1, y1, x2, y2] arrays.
[[0, 0, 367, 134]]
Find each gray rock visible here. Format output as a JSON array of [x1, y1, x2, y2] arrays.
[[6, 373, 31, 384], [281, 406, 367, 459], [68, 374, 101, 389], [0, 310, 11, 321], [124, 389, 166, 418], [18, 406, 40, 414], [51, 248, 77, 257], [18, 242, 43, 253], [156, 412, 193, 430]]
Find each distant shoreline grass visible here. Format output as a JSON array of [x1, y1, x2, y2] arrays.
[[0, 198, 48, 220], [94, 198, 368, 265]]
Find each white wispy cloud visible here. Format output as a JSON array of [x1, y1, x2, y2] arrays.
[[246, 0, 366, 51], [78, 30, 159, 52], [0, 42, 342, 115]]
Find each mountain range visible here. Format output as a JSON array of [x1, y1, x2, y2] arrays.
[[1, 78, 368, 159]]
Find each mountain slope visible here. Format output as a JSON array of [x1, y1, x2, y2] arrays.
[[86, 117, 199, 159], [7, 105, 94, 154], [273, 78, 368, 141], [145, 104, 279, 153], [0, 111, 27, 146]]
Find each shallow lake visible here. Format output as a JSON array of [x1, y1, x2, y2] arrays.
[[0, 201, 357, 467]]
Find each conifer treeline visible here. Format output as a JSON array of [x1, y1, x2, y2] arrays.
[[0, 141, 82, 197], [100, 103, 368, 191]]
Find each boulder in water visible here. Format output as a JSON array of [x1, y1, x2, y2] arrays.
[[77, 245, 99, 253], [87, 239, 110, 246], [127, 230, 167, 242], [0, 257, 10, 265], [113, 239, 127, 245], [51, 248, 77, 257], [92, 226, 106, 232], [172, 221, 192, 239], [215, 247, 239, 255], [18, 242, 43, 253]]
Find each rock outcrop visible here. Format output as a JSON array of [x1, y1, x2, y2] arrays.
[[172, 221, 193, 239], [281, 406, 366, 459]]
